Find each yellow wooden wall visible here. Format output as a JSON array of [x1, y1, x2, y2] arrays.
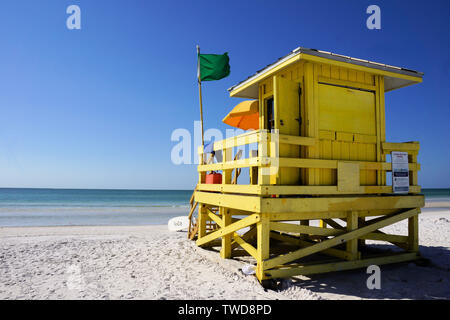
[[258, 60, 386, 187]]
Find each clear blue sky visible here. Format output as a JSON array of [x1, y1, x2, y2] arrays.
[[0, 0, 449, 189]]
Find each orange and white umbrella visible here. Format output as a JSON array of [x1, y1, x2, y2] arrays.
[[222, 100, 259, 130]]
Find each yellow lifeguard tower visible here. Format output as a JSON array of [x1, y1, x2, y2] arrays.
[[190, 47, 424, 286]]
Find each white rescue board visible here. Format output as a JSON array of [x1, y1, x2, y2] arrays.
[[168, 216, 190, 232]]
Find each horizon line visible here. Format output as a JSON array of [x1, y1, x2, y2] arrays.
[[0, 186, 448, 191]]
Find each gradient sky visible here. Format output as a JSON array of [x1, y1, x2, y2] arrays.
[[0, 0, 449, 189]]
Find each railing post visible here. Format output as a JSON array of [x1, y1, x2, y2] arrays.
[[198, 145, 206, 184], [258, 130, 271, 185], [222, 140, 232, 185], [409, 153, 418, 187], [250, 147, 258, 185]]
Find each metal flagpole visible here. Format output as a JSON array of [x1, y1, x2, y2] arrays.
[[196, 45, 205, 148]]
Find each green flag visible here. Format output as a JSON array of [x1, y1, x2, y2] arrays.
[[198, 53, 230, 82]]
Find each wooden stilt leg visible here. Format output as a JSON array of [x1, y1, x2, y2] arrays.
[[198, 204, 207, 240], [358, 217, 366, 249], [220, 207, 232, 259], [346, 211, 359, 260], [408, 214, 419, 252], [256, 213, 270, 281]]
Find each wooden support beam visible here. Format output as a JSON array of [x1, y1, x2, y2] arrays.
[[198, 205, 207, 239], [198, 157, 262, 172], [188, 201, 198, 220], [358, 217, 366, 248], [260, 195, 424, 214], [270, 211, 347, 221], [232, 233, 258, 259], [195, 191, 261, 212], [189, 186, 197, 206], [206, 208, 221, 225], [220, 207, 232, 259], [277, 134, 317, 146], [207, 209, 257, 258], [187, 201, 198, 239], [275, 157, 420, 171], [299, 220, 309, 240], [196, 184, 422, 196], [271, 220, 408, 244], [323, 219, 345, 230], [264, 252, 420, 278], [256, 214, 270, 280], [269, 209, 401, 222], [263, 208, 419, 270], [346, 211, 359, 260], [269, 231, 301, 246], [382, 142, 420, 154], [231, 226, 257, 250], [270, 232, 354, 261], [358, 216, 410, 250], [408, 214, 419, 252], [196, 214, 260, 247], [360, 233, 409, 243], [212, 130, 260, 151], [270, 221, 341, 236]]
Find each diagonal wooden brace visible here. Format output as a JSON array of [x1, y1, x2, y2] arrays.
[[196, 214, 260, 247], [231, 226, 257, 250], [270, 221, 408, 244], [206, 210, 258, 258]]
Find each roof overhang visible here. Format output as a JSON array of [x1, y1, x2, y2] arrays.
[[228, 47, 424, 99]]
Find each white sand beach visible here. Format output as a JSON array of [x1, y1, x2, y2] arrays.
[[0, 208, 449, 300]]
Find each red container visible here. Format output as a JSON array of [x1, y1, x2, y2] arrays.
[[205, 172, 222, 184]]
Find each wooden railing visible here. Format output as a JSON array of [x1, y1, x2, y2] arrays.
[[197, 130, 421, 196]]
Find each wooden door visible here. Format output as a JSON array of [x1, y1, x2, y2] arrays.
[[274, 76, 301, 185], [318, 83, 377, 186]]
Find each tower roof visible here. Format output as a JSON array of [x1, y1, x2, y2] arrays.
[[229, 47, 423, 99]]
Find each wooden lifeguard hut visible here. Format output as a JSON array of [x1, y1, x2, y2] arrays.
[[190, 47, 424, 287]]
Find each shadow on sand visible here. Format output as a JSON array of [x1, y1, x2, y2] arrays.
[[282, 244, 450, 300]]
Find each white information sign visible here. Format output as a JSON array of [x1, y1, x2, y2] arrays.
[[391, 151, 409, 194]]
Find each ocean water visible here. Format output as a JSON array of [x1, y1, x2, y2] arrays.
[[0, 188, 192, 227], [421, 188, 450, 202], [0, 188, 448, 227]]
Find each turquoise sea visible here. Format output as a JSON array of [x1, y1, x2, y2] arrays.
[[0, 188, 192, 227], [0, 188, 448, 227]]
